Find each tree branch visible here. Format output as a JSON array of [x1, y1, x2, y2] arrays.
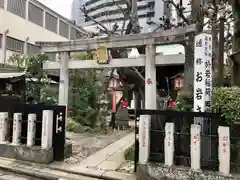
[[80, 6, 111, 35], [163, 0, 189, 25]]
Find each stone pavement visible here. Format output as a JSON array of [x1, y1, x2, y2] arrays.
[[0, 133, 136, 180], [64, 132, 134, 171]]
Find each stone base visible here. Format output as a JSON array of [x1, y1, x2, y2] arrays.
[[137, 163, 240, 180], [64, 141, 72, 158], [0, 143, 53, 164]]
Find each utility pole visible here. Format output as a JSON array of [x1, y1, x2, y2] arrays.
[[232, 0, 240, 86], [218, 16, 225, 86], [211, 0, 219, 86]]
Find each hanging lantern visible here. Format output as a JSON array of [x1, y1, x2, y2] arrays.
[[174, 76, 184, 90]]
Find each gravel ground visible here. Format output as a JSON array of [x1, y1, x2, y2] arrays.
[[117, 160, 134, 173], [64, 130, 130, 164]]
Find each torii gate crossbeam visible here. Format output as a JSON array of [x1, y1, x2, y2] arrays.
[[36, 24, 195, 111]]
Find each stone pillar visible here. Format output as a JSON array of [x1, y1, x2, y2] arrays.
[[57, 18, 60, 35], [12, 113, 22, 145], [0, 112, 8, 143], [58, 52, 69, 127], [1, 29, 9, 67], [24, 37, 29, 55], [145, 43, 157, 109], [139, 115, 151, 164], [218, 126, 230, 176], [191, 124, 201, 171], [41, 110, 53, 150], [164, 123, 174, 166], [27, 114, 36, 147], [43, 11, 46, 28]]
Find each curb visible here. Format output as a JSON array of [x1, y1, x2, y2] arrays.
[[0, 157, 136, 180], [49, 165, 136, 180], [0, 164, 58, 180]]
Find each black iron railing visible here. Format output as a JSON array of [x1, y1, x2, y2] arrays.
[[129, 109, 240, 173]]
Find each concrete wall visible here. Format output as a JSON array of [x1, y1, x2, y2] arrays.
[[0, 0, 86, 65]]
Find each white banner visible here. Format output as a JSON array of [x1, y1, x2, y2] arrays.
[[194, 33, 212, 113]]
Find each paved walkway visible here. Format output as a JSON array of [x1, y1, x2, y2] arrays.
[[51, 132, 135, 171], [0, 133, 135, 180]]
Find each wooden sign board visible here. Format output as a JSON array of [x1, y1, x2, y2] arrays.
[[96, 45, 109, 64]]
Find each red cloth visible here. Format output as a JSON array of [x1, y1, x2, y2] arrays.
[[120, 99, 129, 107], [169, 100, 175, 108]]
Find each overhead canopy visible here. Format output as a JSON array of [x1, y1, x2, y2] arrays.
[[0, 72, 59, 83], [0, 72, 25, 79]]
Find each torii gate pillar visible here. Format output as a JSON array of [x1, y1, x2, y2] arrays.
[[145, 44, 157, 109], [58, 52, 69, 120]]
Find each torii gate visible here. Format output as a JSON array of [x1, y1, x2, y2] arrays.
[[36, 24, 196, 112]]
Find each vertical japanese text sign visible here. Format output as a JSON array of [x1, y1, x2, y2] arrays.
[[194, 33, 212, 113]]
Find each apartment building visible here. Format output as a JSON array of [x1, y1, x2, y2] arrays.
[[72, 0, 170, 33], [0, 0, 86, 67]]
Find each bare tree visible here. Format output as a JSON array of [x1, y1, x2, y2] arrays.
[[79, 0, 233, 108]]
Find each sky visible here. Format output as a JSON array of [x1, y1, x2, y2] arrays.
[[38, 0, 73, 19]]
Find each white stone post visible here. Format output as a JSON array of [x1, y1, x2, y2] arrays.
[[130, 92, 136, 109], [41, 110, 53, 150], [0, 112, 8, 143], [139, 115, 151, 164], [58, 52, 69, 128], [27, 114, 36, 147], [12, 113, 22, 145], [218, 126, 230, 176], [191, 124, 201, 171], [164, 122, 174, 166]]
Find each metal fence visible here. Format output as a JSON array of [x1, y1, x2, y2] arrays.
[[129, 109, 240, 173]]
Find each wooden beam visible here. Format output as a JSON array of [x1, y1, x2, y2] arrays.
[[43, 54, 185, 70], [36, 25, 196, 53]]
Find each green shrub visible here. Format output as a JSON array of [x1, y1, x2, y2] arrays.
[[174, 87, 240, 124], [212, 87, 240, 123], [67, 118, 85, 133], [124, 144, 135, 161], [67, 118, 75, 131]]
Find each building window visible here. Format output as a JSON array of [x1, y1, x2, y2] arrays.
[[7, 0, 26, 18], [45, 12, 57, 33], [0, 0, 4, 8], [28, 2, 43, 26], [6, 36, 24, 53], [70, 27, 77, 40], [28, 43, 40, 55], [59, 20, 69, 38]]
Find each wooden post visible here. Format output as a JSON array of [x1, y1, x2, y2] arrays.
[[218, 16, 224, 86]]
